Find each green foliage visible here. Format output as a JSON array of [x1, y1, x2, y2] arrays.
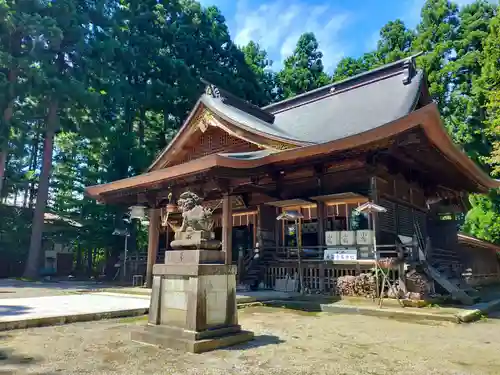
[[482, 9, 500, 175], [277, 32, 330, 98], [463, 7, 500, 244], [377, 19, 416, 64], [0, 205, 32, 259], [445, 1, 496, 160], [1, 0, 282, 277], [2, 0, 500, 275], [463, 192, 500, 243], [242, 41, 282, 104]]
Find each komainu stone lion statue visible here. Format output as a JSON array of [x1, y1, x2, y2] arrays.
[[177, 191, 214, 233], [170, 191, 221, 250]]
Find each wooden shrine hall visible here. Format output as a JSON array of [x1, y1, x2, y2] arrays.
[[85, 55, 500, 291]]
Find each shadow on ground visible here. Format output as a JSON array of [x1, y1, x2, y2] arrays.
[[0, 348, 41, 375], [226, 334, 285, 350], [0, 336, 61, 375], [0, 305, 32, 316], [260, 298, 334, 314]]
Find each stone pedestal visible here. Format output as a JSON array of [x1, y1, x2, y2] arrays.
[[165, 250, 224, 265], [170, 231, 221, 250], [131, 250, 253, 353]]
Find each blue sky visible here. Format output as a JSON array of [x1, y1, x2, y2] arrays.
[[199, 0, 483, 72]]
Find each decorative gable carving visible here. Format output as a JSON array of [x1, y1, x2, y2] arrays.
[[151, 105, 302, 171], [168, 125, 261, 167]]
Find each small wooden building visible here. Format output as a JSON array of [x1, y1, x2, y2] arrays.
[[86, 55, 500, 291]]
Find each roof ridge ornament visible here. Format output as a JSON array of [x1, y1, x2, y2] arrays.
[[402, 52, 423, 85], [205, 84, 221, 98], [200, 77, 275, 124]]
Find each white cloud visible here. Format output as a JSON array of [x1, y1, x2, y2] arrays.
[[233, 0, 350, 72]]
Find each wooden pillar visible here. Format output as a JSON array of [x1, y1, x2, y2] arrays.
[[369, 176, 380, 247], [222, 194, 233, 265], [317, 201, 326, 247], [145, 208, 160, 288], [317, 201, 326, 291], [275, 207, 281, 252]]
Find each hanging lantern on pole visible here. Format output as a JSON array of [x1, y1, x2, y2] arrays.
[[129, 204, 147, 220], [276, 210, 305, 294]]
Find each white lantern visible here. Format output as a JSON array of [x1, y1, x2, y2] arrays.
[[129, 205, 147, 220]]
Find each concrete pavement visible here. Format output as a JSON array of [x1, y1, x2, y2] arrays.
[[0, 293, 149, 331]]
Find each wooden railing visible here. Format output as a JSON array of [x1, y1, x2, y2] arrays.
[[116, 252, 165, 282], [261, 261, 400, 293], [120, 252, 165, 264], [237, 242, 407, 291], [270, 243, 404, 261], [122, 243, 408, 292]]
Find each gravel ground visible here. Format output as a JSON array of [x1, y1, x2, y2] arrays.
[[2, 307, 500, 375]]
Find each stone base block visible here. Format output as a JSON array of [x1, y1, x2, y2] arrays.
[[165, 250, 224, 265], [131, 324, 254, 353], [143, 260, 253, 353]]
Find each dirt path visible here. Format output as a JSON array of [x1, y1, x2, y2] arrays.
[[2, 307, 500, 375]]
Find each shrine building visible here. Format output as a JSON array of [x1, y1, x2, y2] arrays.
[[85, 55, 500, 292]]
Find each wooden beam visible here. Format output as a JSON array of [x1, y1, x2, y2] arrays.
[[230, 183, 282, 200], [145, 208, 161, 288], [137, 191, 158, 208], [222, 193, 233, 265]]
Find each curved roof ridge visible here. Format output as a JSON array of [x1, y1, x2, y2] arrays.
[[271, 69, 408, 116], [263, 53, 422, 114]]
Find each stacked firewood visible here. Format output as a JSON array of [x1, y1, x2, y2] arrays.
[[335, 273, 377, 298], [386, 280, 406, 299], [405, 269, 432, 300]]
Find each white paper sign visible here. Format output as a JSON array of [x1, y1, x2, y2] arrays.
[[324, 248, 358, 261], [325, 231, 340, 246], [356, 230, 374, 245], [340, 231, 355, 245]]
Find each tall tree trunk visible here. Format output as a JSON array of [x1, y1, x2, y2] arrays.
[[0, 150, 7, 198], [23, 100, 58, 279], [138, 108, 145, 147], [86, 247, 93, 277], [28, 125, 41, 209], [75, 243, 82, 275], [0, 69, 18, 198]]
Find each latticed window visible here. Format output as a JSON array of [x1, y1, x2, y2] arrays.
[[206, 134, 213, 150], [219, 133, 228, 146]]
